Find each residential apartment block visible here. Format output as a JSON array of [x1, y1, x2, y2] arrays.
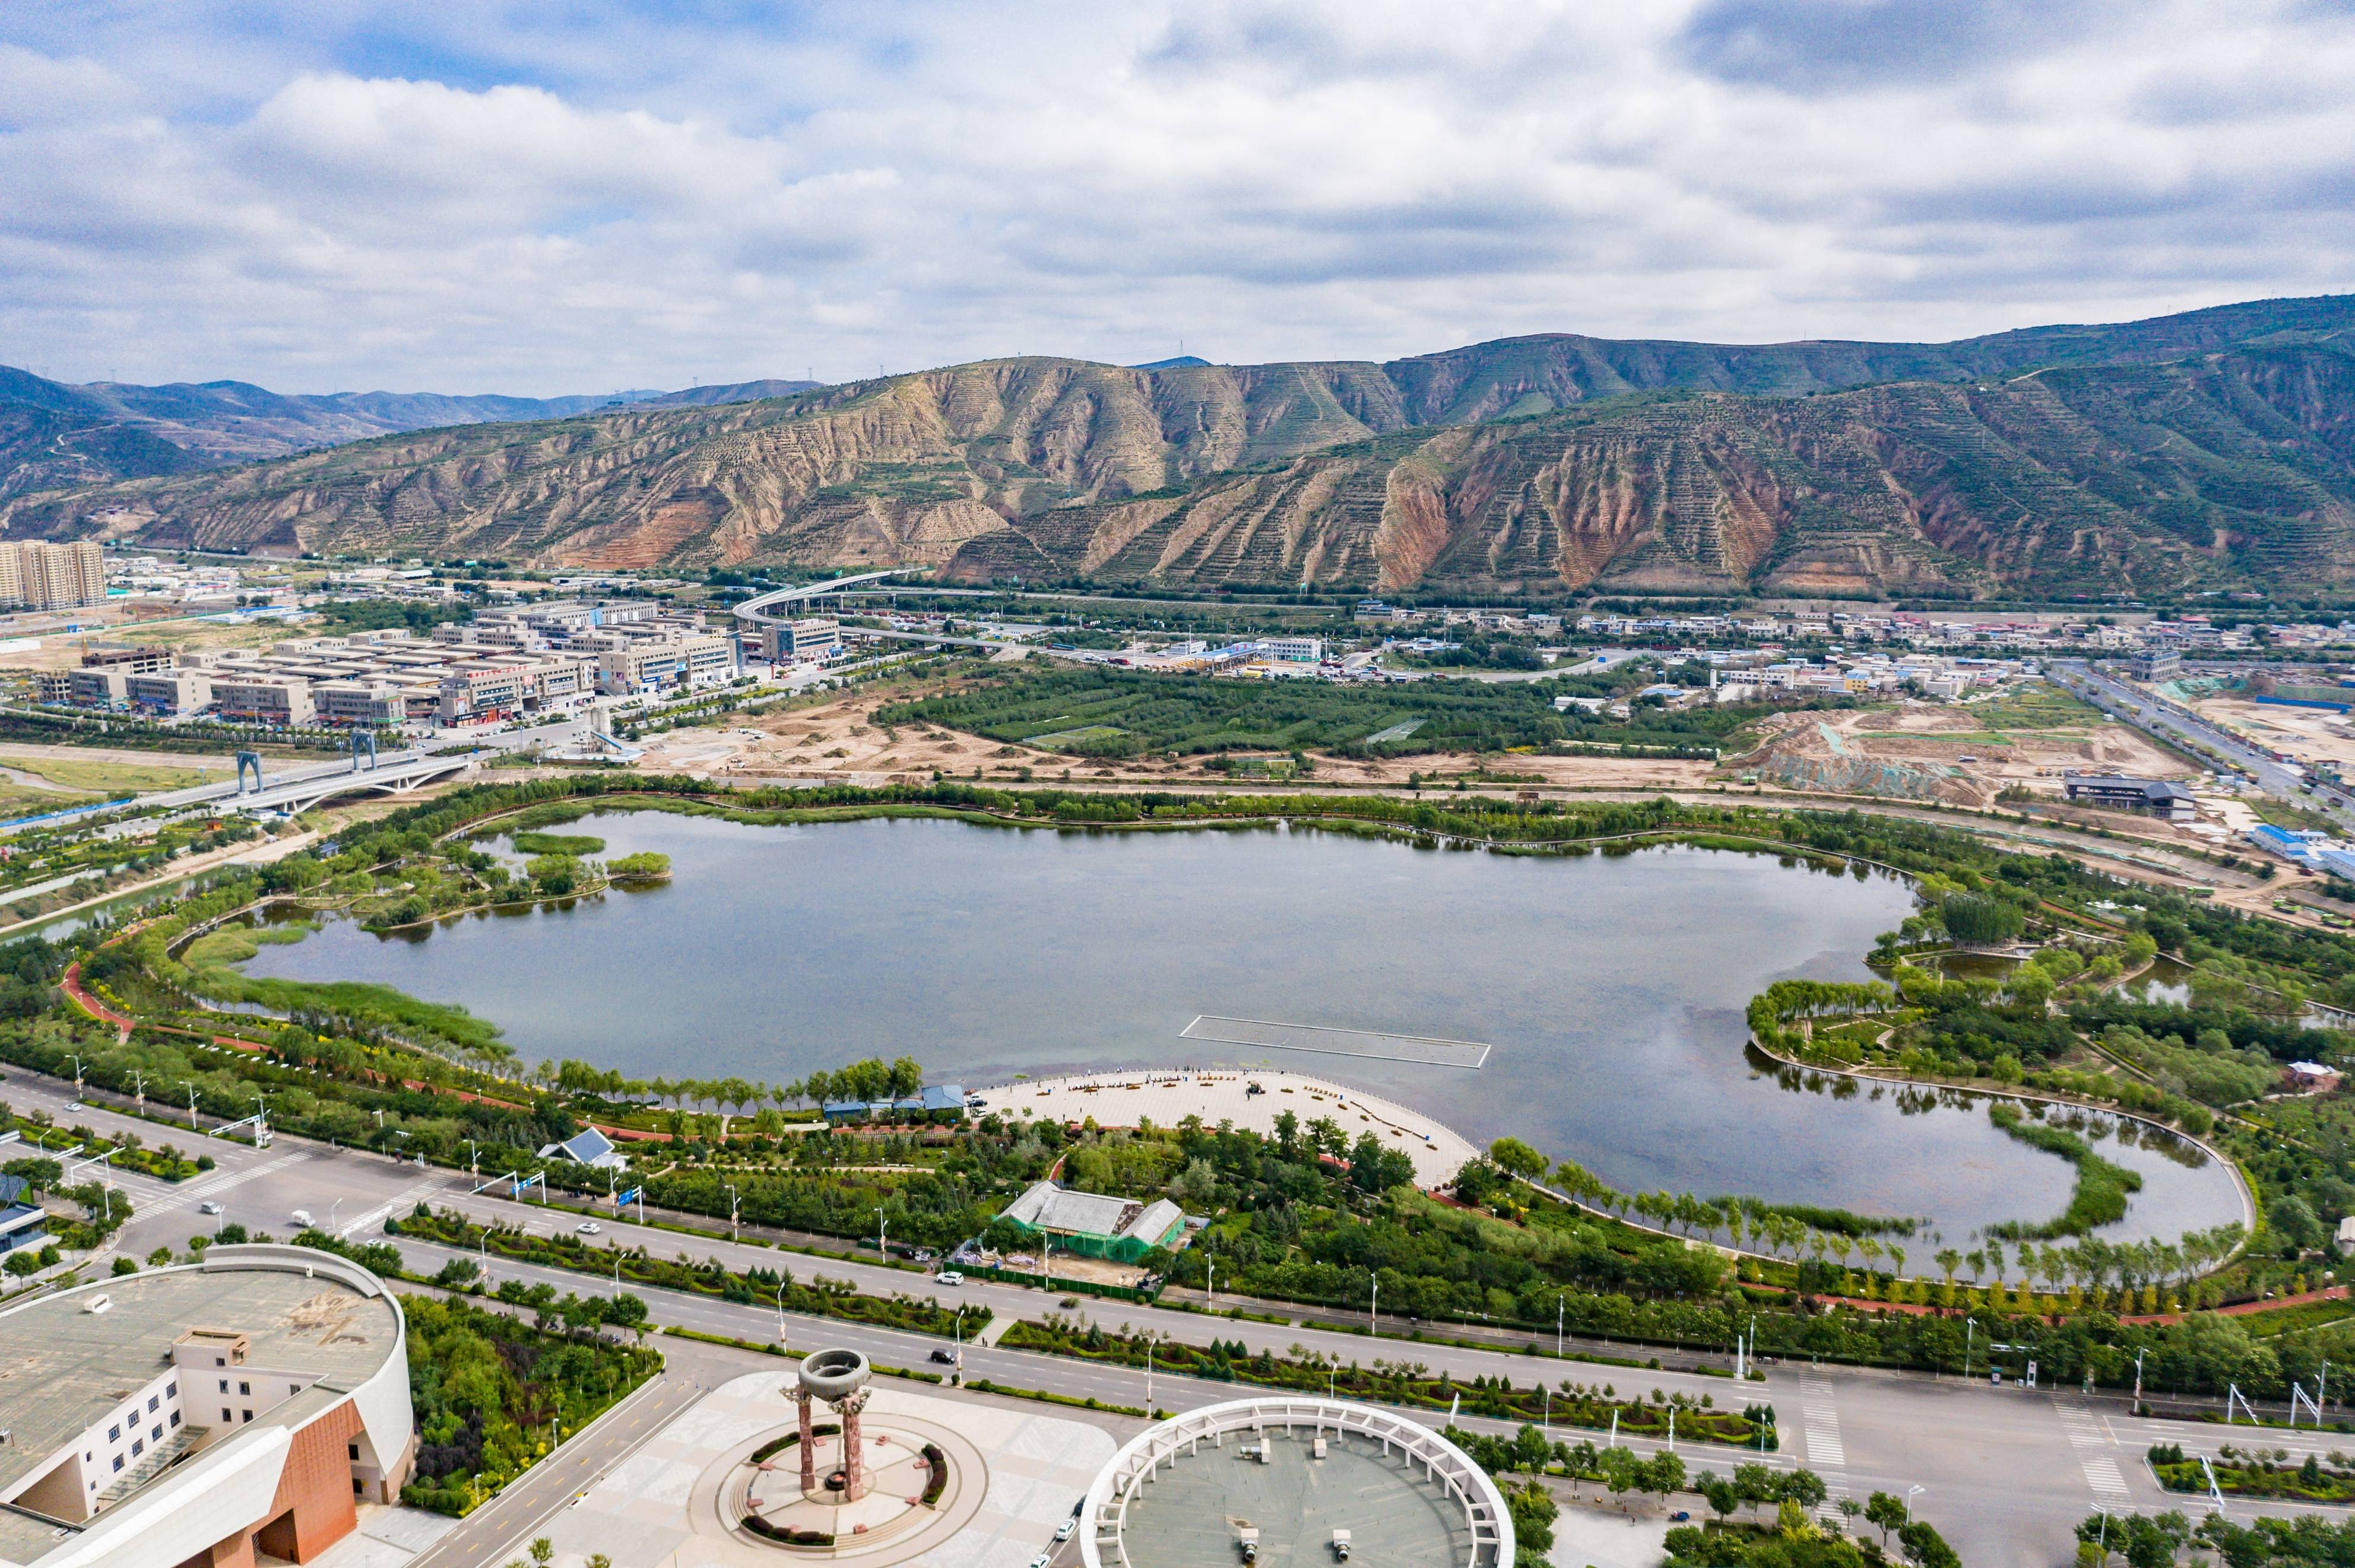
[[0, 540, 106, 610]]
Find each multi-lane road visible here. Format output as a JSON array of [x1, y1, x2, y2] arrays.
[[5, 1065, 2344, 1568], [2052, 660, 2355, 834]]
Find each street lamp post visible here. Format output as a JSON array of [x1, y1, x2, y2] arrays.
[[69, 1055, 83, 1097], [1368, 1275, 1378, 1339], [130, 1071, 144, 1112], [776, 1279, 790, 1345], [1206, 1257, 1215, 1309], [875, 1207, 888, 1264], [1557, 1294, 1564, 1360], [727, 1183, 740, 1242], [1906, 1486, 1925, 1523]]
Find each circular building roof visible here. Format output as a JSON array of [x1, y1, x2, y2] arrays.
[[1078, 1398, 1511, 1568]]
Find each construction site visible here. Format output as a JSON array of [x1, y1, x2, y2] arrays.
[[1726, 699, 2193, 808]]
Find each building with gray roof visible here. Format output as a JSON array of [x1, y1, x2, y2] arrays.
[[0, 1245, 413, 1567], [999, 1180, 1186, 1263]]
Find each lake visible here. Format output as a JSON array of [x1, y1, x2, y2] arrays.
[[242, 810, 2248, 1247]]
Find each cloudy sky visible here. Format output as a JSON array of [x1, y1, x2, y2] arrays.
[[5, 1, 2353, 395]]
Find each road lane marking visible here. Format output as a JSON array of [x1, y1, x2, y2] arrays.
[[140, 1152, 314, 1214], [1801, 1375, 1846, 1469], [2057, 1404, 2132, 1500], [341, 1174, 450, 1237]]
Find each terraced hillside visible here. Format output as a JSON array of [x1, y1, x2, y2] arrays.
[[957, 341, 2355, 597], [9, 295, 2355, 595]]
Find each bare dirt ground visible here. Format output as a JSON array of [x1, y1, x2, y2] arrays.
[[633, 691, 1084, 788], [1729, 703, 2191, 808], [2192, 696, 2355, 770], [629, 691, 1720, 792]]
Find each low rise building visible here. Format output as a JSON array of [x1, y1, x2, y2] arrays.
[[213, 675, 316, 727], [592, 631, 737, 696], [997, 1179, 1186, 1263], [123, 669, 214, 717], [757, 617, 841, 663], [2063, 774, 2198, 822], [0, 1173, 49, 1258], [0, 1246, 414, 1567]]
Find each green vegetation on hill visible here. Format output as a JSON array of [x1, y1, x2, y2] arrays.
[[13, 295, 2355, 598]]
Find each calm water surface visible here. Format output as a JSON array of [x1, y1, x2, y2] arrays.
[[245, 812, 2246, 1245]]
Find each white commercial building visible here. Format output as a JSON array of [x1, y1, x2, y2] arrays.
[[0, 1246, 414, 1567]]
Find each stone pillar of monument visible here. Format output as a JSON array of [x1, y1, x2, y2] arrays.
[[795, 1388, 818, 1495], [839, 1389, 873, 1502]]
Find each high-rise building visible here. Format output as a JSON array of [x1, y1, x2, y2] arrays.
[[0, 539, 107, 610]]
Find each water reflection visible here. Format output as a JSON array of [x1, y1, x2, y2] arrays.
[[239, 810, 2249, 1248]]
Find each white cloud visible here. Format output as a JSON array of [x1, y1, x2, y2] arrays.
[[1, 1, 2352, 395]]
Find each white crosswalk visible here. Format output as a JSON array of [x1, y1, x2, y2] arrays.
[[2056, 1404, 2133, 1501], [138, 1151, 313, 1215], [1801, 1375, 1847, 1468]]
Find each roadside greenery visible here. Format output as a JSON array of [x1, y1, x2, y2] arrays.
[[1005, 1314, 1775, 1444], [392, 1206, 986, 1338], [401, 1294, 660, 1516], [2077, 1508, 2355, 1568], [2147, 1441, 2355, 1503]]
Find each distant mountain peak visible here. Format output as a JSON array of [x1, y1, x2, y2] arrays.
[[1129, 355, 1211, 369]]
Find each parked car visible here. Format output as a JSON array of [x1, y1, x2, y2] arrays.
[[199, 1202, 223, 1216], [937, 1271, 963, 1286], [1670, 1512, 1691, 1523]]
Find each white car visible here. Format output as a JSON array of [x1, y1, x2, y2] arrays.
[[937, 1271, 963, 1287], [1056, 1518, 1076, 1541], [199, 1202, 223, 1216], [1030, 1556, 1052, 1568], [64, 1100, 85, 1113], [576, 1221, 602, 1235], [290, 1210, 314, 1227]]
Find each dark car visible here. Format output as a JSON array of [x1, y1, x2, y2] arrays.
[[929, 1349, 957, 1364]]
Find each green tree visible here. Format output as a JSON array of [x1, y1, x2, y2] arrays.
[[1489, 1138, 1548, 1182], [1866, 1490, 1910, 1547]]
